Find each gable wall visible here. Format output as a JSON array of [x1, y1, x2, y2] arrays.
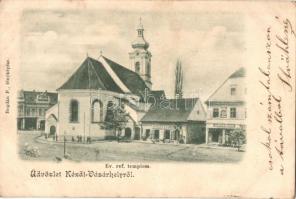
[[45, 103, 59, 135], [187, 100, 207, 121], [207, 76, 246, 122], [209, 77, 246, 102]]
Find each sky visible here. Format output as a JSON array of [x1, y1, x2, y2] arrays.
[[20, 9, 245, 101]]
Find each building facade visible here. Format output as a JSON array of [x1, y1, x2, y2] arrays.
[[205, 68, 246, 145], [17, 90, 57, 131], [140, 98, 206, 144]]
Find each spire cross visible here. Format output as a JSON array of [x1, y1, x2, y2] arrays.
[[100, 50, 103, 56]]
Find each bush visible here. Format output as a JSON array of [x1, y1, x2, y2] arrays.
[[24, 144, 40, 157], [228, 129, 246, 151], [64, 153, 71, 160], [105, 135, 117, 140]]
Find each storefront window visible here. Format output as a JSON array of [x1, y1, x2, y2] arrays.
[[220, 107, 227, 118], [213, 108, 219, 118], [145, 129, 150, 138], [154, 130, 160, 139], [230, 107, 237, 118], [164, 130, 170, 139]]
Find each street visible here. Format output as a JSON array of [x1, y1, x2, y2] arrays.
[[19, 133, 244, 162]]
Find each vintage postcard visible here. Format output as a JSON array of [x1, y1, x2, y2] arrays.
[[0, 0, 295, 197]]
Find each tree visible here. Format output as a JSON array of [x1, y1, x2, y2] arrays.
[[228, 129, 246, 151], [174, 59, 183, 99], [103, 101, 129, 142]]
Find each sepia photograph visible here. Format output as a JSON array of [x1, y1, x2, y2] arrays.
[[17, 9, 246, 162], [0, 1, 295, 197]]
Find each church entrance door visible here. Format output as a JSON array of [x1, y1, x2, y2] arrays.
[[125, 128, 132, 139], [50, 125, 56, 137], [134, 127, 140, 140]]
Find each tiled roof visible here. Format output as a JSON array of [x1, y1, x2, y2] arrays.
[[205, 67, 246, 104], [140, 98, 199, 123], [102, 56, 149, 97], [229, 67, 246, 78], [58, 57, 123, 92], [58, 56, 149, 98]]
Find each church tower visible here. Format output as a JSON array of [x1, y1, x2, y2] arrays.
[[129, 18, 152, 89]]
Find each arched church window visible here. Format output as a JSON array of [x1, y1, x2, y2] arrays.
[[135, 62, 140, 74], [70, 99, 79, 122], [92, 99, 103, 123], [146, 62, 151, 77]]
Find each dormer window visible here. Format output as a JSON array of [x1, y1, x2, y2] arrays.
[[37, 93, 49, 103], [230, 87, 236, 96]]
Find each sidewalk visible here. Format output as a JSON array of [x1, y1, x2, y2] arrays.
[[17, 130, 43, 134], [197, 143, 246, 151], [35, 135, 108, 145]]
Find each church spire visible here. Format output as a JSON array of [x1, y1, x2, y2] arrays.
[[132, 17, 149, 50], [137, 17, 144, 37]]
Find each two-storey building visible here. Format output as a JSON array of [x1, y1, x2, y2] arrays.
[[17, 90, 58, 131], [205, 67, 246, 144]]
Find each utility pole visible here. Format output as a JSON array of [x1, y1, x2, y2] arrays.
[[63, 131, 66, 157], [83, 112, 86, 143]]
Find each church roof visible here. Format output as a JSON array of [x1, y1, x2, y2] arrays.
[[140, 98, 202, 123], [229, 67, 246, 78], [58, 56, 149, 98], [58, 57, 122, 92], [132, 37, 149, 49], [102, 56, 149, 97]]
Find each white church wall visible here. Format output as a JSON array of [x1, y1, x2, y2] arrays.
[[57, 89, 139, 140], [45, 103, 59, 135], [58, 90, 92, 138]]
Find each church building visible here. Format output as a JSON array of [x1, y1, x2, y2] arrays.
[[45, 19, 206, 143]]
